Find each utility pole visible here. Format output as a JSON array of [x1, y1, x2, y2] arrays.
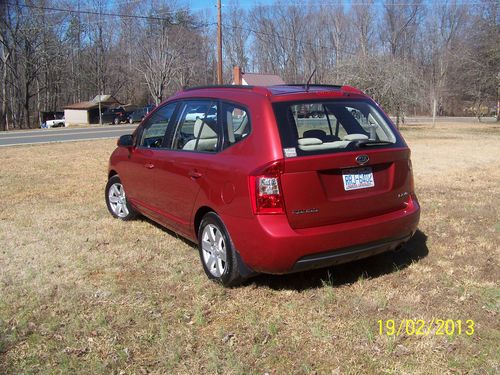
[[77, 0, 81, 102], [217, 0, 223, 85], [98, 4, 103, 126]]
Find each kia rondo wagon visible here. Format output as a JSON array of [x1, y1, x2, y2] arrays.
[[106, 84, 420, 286]]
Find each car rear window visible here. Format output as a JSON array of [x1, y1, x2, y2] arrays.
[[273, 100, 403, 156]]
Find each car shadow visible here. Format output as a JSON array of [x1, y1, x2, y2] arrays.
[[137, 216, 198, 248], [248, 230, 429, 291], [137, 216, 428, 292]]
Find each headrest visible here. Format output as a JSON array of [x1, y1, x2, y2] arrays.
[[343, 134, 368, 141], [303, 129, 327, 139], [194, 118, 217, 139], [298, 137, 323, 145]]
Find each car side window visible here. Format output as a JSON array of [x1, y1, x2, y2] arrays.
[[222, 102, 250, 149], [172, 100, 220, 153], [139, 103, 177, 148]]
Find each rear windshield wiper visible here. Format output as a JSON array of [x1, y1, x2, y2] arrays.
[[355, 139, 394, 147]]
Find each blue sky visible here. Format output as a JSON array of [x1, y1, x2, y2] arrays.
[[178, 0, 278, 12]]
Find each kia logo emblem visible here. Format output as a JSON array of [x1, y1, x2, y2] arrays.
[[356, 155, 369, 165]]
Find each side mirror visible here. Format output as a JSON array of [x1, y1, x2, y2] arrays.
[[117, 134, 133, 147]]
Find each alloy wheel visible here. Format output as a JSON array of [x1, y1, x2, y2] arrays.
[[108, 183, 129, 218], [201, 224, 227, 277]]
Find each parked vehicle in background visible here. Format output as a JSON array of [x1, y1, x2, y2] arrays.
[[129, 105, 155, 124], [295, 103, 324, 118], [184, 106, 217, 122], [105, 84, 420, 287], [43, 117, 66, 128], [101, 107, 135, 125]]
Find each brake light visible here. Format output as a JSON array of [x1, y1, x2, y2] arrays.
[[249, 160, 285, 214], [408, 159, 415, 192]]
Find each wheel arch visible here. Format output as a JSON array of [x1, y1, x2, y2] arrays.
[[108, 169, 118, 179], [194, 206, 216, 237]]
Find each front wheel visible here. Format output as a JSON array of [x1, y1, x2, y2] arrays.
[[113, 117, 120, 125], [105, 175, 137, 220], [198, 212, 244, 287]]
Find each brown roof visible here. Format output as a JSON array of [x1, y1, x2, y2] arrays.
[[242, 73, 285, 86], [64, 101, 100, 110], [64, 95, 122, 110]]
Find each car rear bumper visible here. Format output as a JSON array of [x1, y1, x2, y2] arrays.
[[290, 234, 412, 273], [224, 195, 420, 274]]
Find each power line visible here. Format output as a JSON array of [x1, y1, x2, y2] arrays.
[[222, 23, 358, 57], [4, 2, 201, 23], [248, 0, 500, 6]]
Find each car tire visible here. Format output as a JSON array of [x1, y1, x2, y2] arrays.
[[129, 118, 134, 124], [198, 212, 245, 287], [113, 117, 120, 125], [105, 175, 137, 220]]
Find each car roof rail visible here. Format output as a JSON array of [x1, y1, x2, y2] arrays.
[[183, 85, 256, 91], [269, 84, 365, 96], [280, 84, 343, 90], [182, 84, 272, 97]]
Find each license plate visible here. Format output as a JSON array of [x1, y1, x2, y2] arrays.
[[342, 167, 375, 191]]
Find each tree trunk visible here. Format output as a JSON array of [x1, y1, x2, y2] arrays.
[[1, 60, 7, 131], [497, 83, 500, 122], [395, 105, 400, 129], [432, 96, 437, 128], [24, 81, 30, 129]]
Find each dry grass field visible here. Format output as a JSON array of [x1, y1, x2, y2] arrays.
[[0, 122, 499, 374]]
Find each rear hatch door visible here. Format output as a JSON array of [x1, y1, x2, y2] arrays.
[[273, 98, 411, 229], [281, 148, 412, 229]]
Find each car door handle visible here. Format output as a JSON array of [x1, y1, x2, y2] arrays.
[[144, 163, 155, 169], [188, 170, 203, 179]]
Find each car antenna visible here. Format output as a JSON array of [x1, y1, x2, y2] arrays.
[[305, 68, 316, 92]]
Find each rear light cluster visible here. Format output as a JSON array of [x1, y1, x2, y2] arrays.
[[250, 160, 285, 215], [408, 158, 415, 193], [408, 158, 419, 204]]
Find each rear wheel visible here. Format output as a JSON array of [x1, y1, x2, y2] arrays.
[[105, 175, 137, 220], [113, 117, 120, 125], [198, 212, 244, 287]]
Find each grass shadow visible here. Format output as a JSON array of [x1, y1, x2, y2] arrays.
[[249, 230, 429, 291]]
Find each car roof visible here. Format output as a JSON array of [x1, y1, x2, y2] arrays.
[[172, 84, 368, 103]]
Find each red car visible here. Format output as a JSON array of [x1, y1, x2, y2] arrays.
[[105, 84, 420, 286]]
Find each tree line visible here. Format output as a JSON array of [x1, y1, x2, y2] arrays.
[[0, 0, 499, 130]]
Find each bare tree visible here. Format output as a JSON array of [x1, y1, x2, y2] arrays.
[[223, 3, 249, 78], [381, 0, 422, 58], [351, 0, 376, 58], [0, 0, 498, 130], [0, 0, 19, 130], [137, 28, 179, 104], [420, 0, 467, 122]]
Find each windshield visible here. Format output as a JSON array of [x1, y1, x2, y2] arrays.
[[273, 100, 401, 155]]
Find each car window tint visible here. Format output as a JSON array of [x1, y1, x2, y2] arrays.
[[222, 102, 250, 149], [291, 103, 342, 140], [139, 103, 176, 148], [275, 100, 398, 156], [289, 101, 397, 146], [172, 101, 220, 153]]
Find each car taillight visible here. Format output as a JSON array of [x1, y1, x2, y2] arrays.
[[408, 159, 415, 192], [249, 160, 285, 215]]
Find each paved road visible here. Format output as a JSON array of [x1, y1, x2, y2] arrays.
[[1, 116, 496, 147], [0, 124, 138, 147]]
